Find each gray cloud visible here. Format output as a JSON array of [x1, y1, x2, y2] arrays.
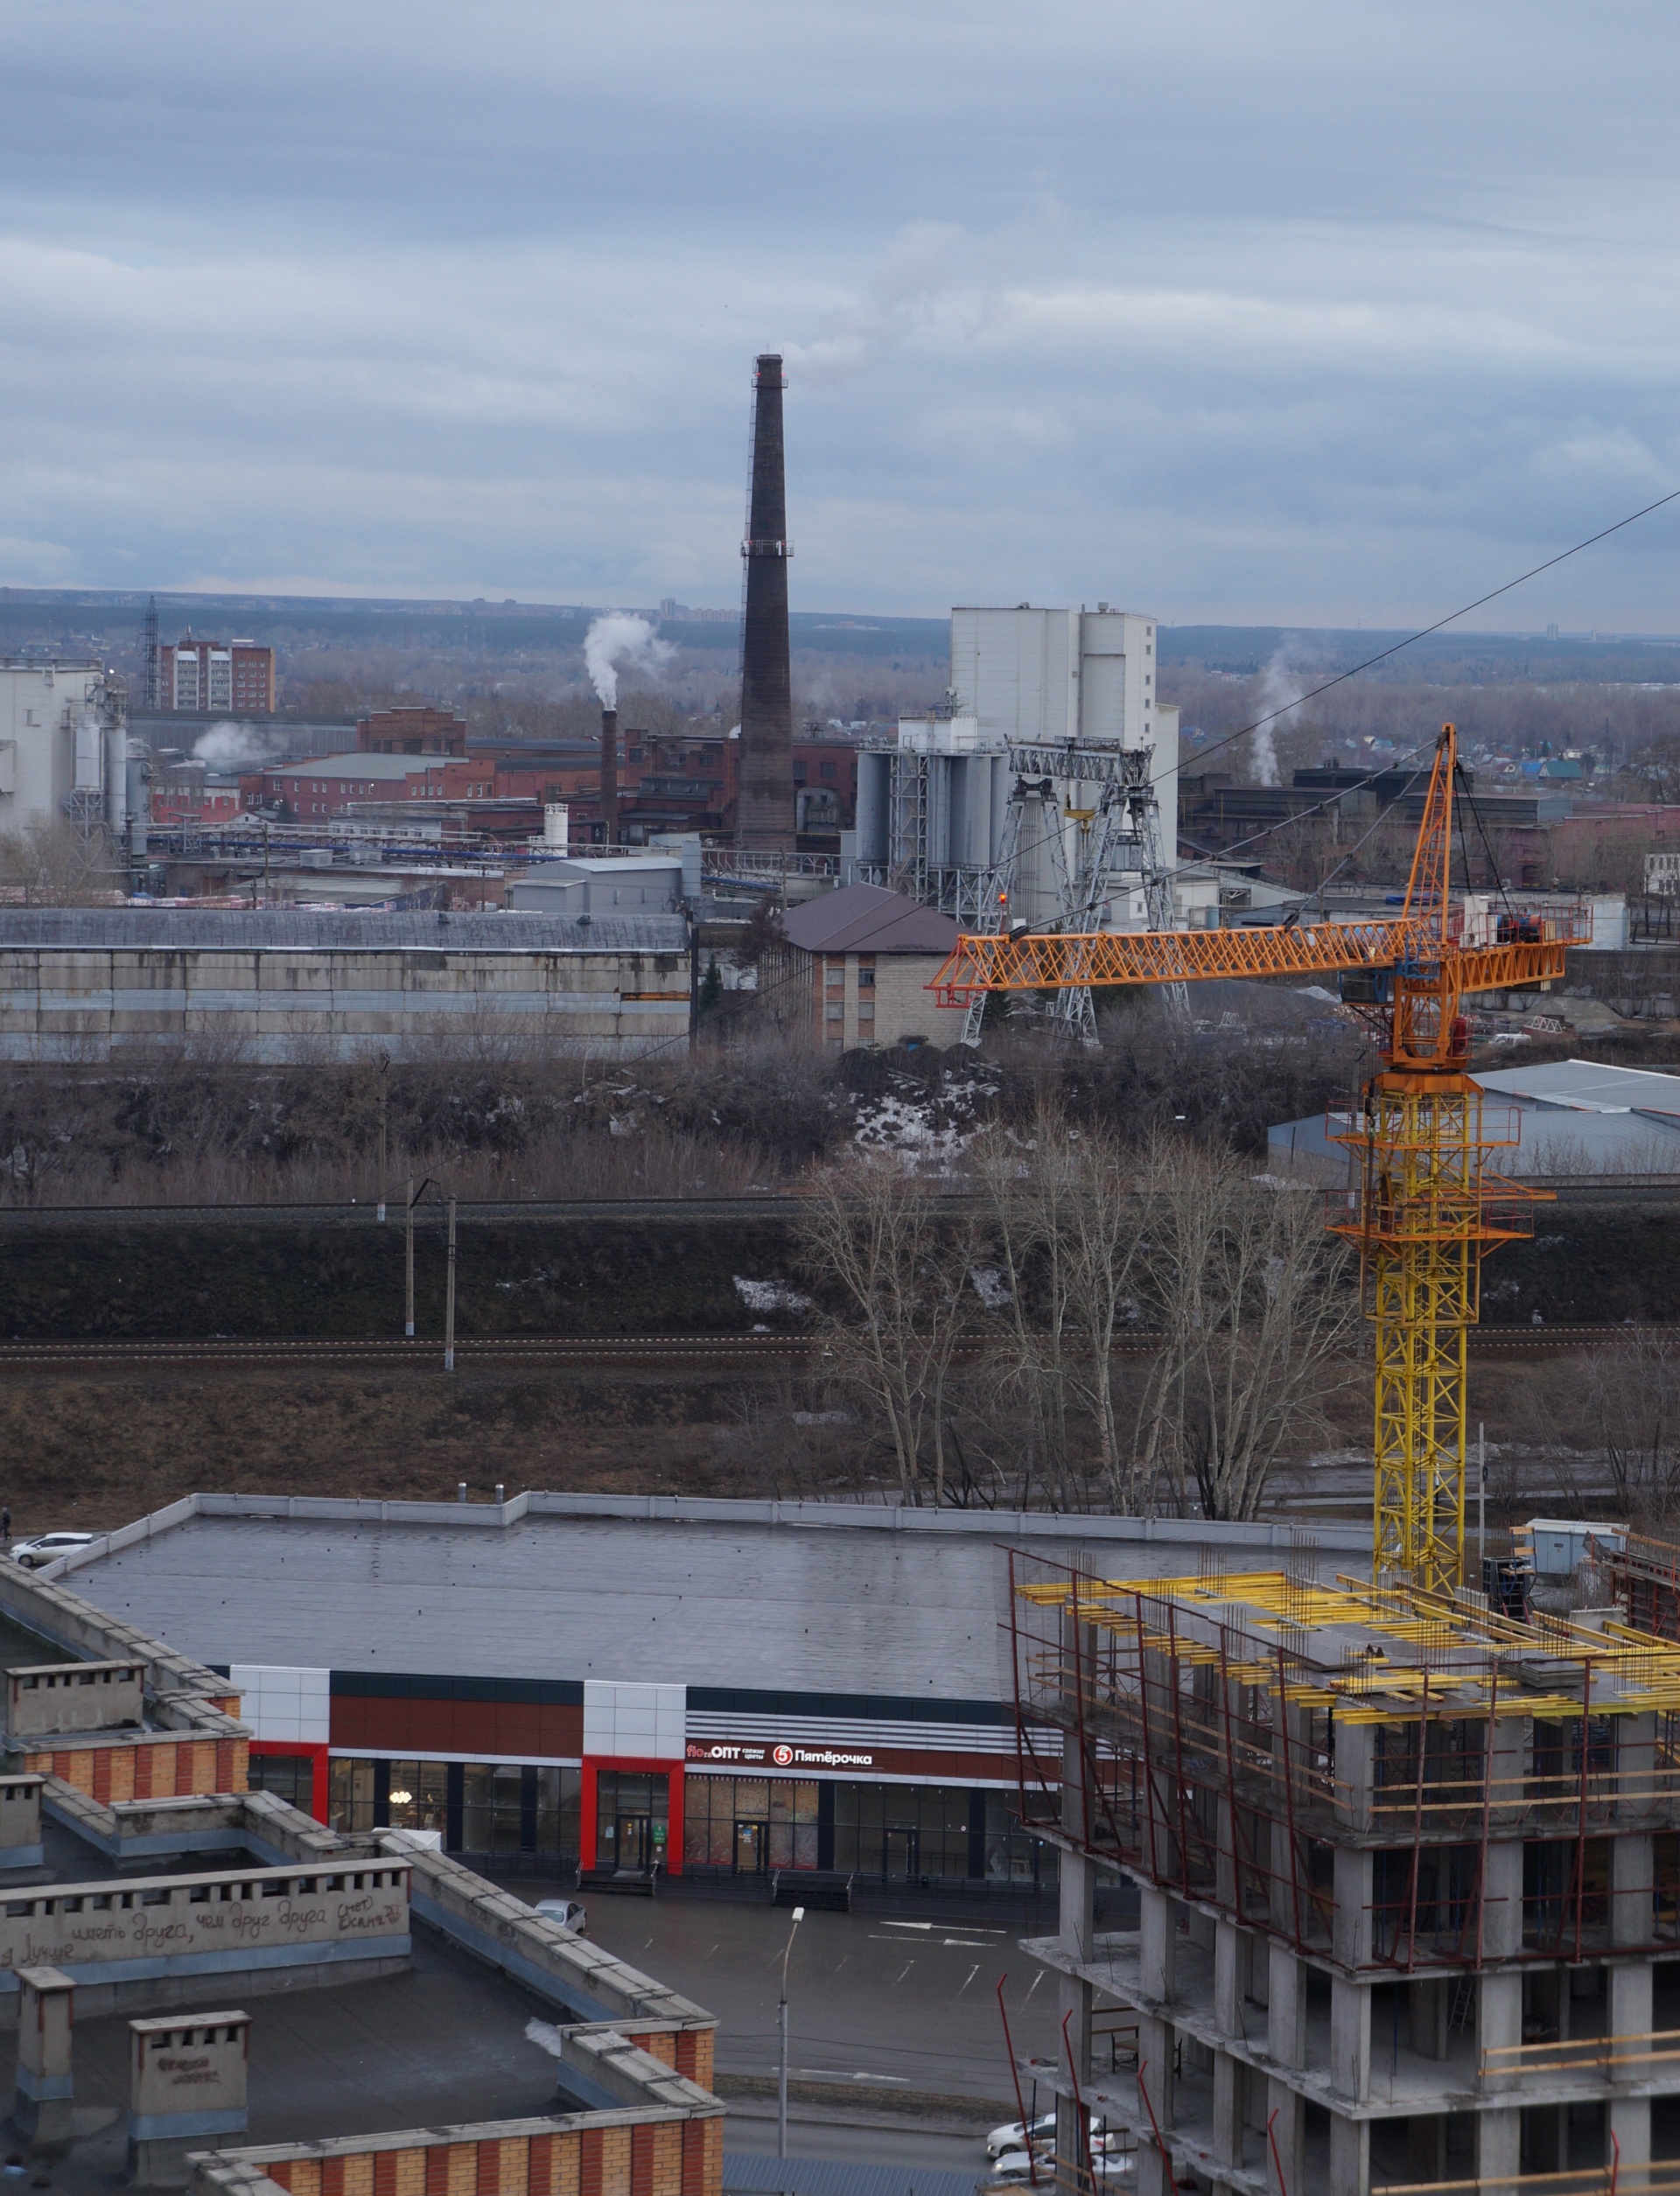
[[3, 0, 1679, 622]]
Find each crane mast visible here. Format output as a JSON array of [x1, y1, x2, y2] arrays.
[[929, 725, 1591, 1591]]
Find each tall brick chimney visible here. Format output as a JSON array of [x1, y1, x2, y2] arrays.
[[735, 353, 795, 850], [599, 707, 619, 846]]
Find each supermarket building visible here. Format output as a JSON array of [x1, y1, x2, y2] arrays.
[[46, 1492, 1364, 1898]]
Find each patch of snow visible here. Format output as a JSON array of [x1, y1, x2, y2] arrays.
[[733, 1276, 814, 1313], [970, 1264, 1011, 1311]]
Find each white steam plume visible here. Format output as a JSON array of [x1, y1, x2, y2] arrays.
[[193, 720, 288, 770], [584, 613, 672, 710], [1250, 646, 1312, 787]]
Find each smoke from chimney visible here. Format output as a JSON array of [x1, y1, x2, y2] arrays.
[[736, 353, 795, 851], [599, 708, 619, 846]]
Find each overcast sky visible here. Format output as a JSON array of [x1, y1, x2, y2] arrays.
[[4, 1, 1678, 626]]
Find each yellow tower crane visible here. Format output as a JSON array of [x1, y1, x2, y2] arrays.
[[929, 725, 1591, 1592]]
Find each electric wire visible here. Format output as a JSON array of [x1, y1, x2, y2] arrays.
[[1156, 480, 1680, 792]]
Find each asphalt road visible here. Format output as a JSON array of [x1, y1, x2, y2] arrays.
[[539, 1881, 1063, 2107]]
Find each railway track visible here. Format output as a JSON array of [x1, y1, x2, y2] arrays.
[[0, 1323, 1655, 1371]]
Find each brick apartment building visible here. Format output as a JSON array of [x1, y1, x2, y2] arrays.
[[158, 638, 276, 713]]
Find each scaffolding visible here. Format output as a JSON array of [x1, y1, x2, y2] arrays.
[[1005, 1553, 1680, 2196]]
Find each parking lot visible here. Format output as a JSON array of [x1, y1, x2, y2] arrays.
[[520, 1879, 1069, 2172]]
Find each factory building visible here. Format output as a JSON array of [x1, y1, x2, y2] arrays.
[[45, 1493, 1362, 1904], [0, 660, 144, 845], [0, 908, 690, 1061], [850, 606, 1186, 934]]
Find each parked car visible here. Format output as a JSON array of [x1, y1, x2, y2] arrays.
[[534, 1898, 588, 1934], [10, 1532, 95, 1570], [987, 2116, 1116, 2162]]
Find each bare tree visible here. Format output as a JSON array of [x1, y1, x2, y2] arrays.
[[796, 1152, 980, 1503], [972, 1109, 1155, 1511], [0, 820, 118, 906], [1137, 1145, 1360, 1521], [1583, 1327, 1680, 1525]]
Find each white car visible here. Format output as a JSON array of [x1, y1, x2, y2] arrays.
[[988, 2116, 1118, 2162], [10, 1532, 95, 1570], [535, 1898, 588, 1934]]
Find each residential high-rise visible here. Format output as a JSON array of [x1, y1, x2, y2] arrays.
[[157, 636, 276, 713]]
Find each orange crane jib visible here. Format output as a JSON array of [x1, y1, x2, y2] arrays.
[[928, 912, 1580, 1011], [926, 725, 1593, 1594]]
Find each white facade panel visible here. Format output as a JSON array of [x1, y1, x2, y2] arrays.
[[582, 1678, 687, 1760], [229, 1663, 331, 1745]]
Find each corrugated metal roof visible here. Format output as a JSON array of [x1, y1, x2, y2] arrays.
[[1477, 1058, 1680, 1115], [0, 910, 688, 954], [60, 1503, 1360, 1701]]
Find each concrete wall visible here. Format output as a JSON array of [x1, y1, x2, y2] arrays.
[[7, 1660, 144, 1737], [0, 946, 690, 1062], [0, 1858, 410, 2000]]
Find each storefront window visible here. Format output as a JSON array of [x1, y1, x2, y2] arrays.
[[464, 1765, 524, 1854], [328, 1759, 582, 1858], [985, 1793, 1055, 1886], [683, 1777, 819, 1873], [248, 1753, 316, 1815], [329, 1757, 375, 1835], [388, 1761, 450, 1836], [832, 1783, 973, 1882], [595, 1770, 668, 1871]]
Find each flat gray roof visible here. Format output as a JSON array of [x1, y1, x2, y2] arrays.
[[0, 909, 688, 953], [55, 1494, 1367, 1703]]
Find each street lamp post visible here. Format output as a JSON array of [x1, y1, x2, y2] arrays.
[[776, 1905, 805, 2161]]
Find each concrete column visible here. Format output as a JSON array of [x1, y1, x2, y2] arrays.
[[1609, 1948, 1652, 2160], [13, 1965, 74, 2144], [1478, 1974, 1522, 2096], [1333, 1848, 1373, 1970], [1481, 1839, 1524, 1959], [1609, 2095, 1652, 2171], [1268, 1943, 1307, 2068], [1476, 2107, 1522, 2187], [1214, 1921, 1250, 2038], [1213, 2050, 1242, 2171], [1055, 1820, 1096, 2196], [1612, 1832, 1654, 1948], [1328, 2109, 1368, 2196], [1610, 1956, 1652, 2043], [1137, 2012, 1177, 2196], [1331, 1978, 1370, 2104], [1335, 1720, 1376, 1836], [1265, 2079, 1304, 2196], [1140, 1885, 1177, 2005]]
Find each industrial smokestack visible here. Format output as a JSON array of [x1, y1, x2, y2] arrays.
[[599, 707, 619, 846], [736, 353, 795, 851]]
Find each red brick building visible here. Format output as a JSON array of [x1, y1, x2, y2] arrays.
[[357, 706, 466, 756], [158, 639, 276, 713]]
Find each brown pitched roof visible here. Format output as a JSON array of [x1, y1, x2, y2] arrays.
[[780, 882, 962, 956]]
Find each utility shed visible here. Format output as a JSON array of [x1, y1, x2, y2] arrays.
[[0, 908, 690, 1061]]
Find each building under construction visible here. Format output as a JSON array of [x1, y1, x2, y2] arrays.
[[1008, 1550, 1680, 2196]]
